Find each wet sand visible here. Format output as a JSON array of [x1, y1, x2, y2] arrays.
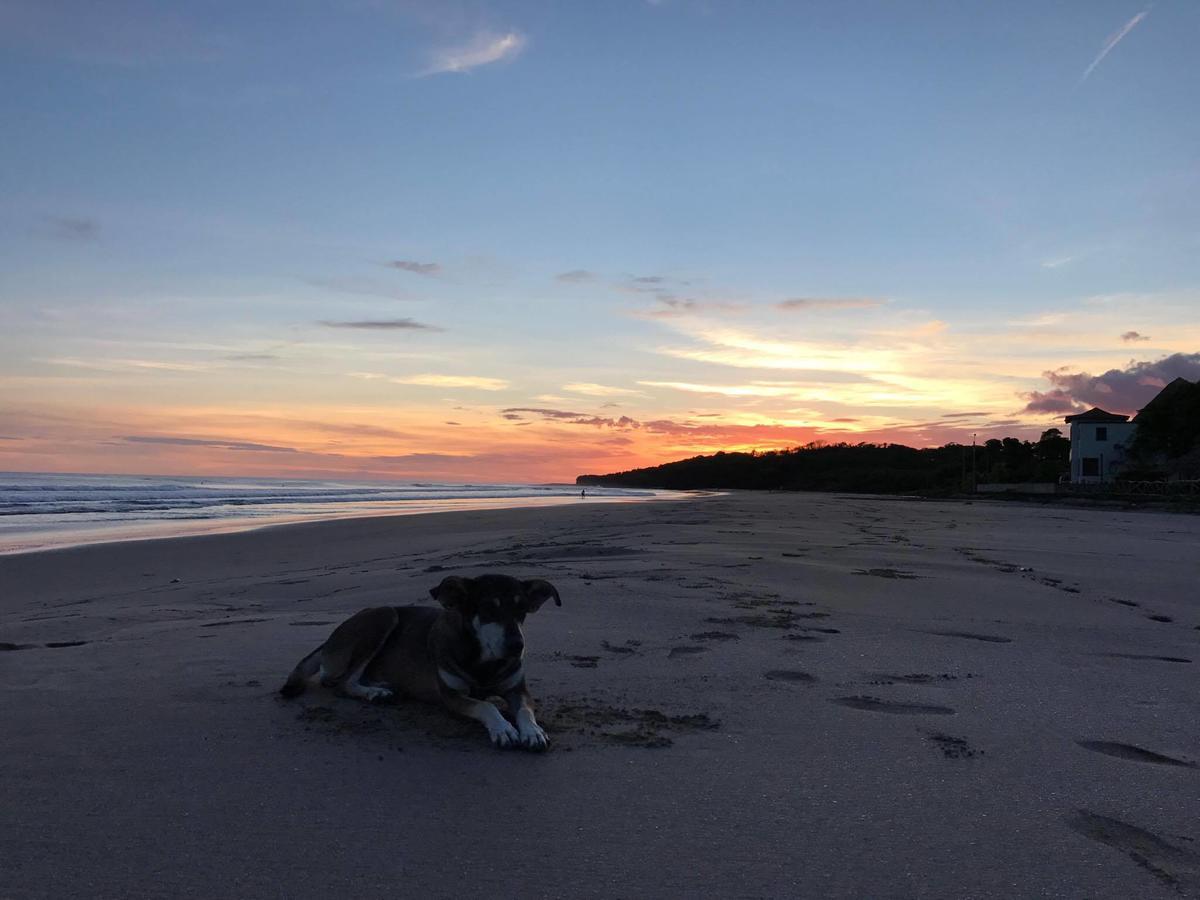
[[1, 492, 1197, 898]]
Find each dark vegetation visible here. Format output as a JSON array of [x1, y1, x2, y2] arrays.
[[1127, 377, 1200, 479], [578, 430, 1071, 494]]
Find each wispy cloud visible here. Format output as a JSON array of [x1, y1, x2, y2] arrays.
[[384, 260, 441, 276], [422, 30, 526, 76], [392, 374, 510, 391], [555, 269, 596, 284], [1040, 254, 1078, 269], [1121, 330, 1150, 342], [122, 435, 296, 453], [40, 215, 99, 241], [319, 318, 441, 331], [41, 357, 204, 372], [1080, 7, 1152, 83], [776, 297, 885, 311], [562, 382, 646, 397]]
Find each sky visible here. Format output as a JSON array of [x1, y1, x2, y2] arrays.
[[1, 0, 1198, 483]]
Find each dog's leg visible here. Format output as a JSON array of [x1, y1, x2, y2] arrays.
[[505, 680, 549, 751], [322, 607, 399, 703], [438, 680, 520, 748], [279, 643, 324, 698]]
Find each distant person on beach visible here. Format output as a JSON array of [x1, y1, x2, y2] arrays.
[[580, 489, 586, 498]]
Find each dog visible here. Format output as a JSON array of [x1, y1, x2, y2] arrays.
[[279, 574, 560, 750]]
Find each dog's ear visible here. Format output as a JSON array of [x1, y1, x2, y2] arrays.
[[430, 575, 473, 612], [521, 579, 561, 612]]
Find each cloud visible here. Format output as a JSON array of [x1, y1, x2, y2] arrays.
[[1121, 331, 1150, 342], [633, 295, 746, 320], [501, 407, 639, 429], [555, 269, 596, 283], [562, 383, 646, 397], [121, 435, 296, 453], [223, 353, 278, 362], [384, 260, 441, 276], [1081, 7, 1152, 83], [776, 297, 886, 311], [1021, 353, 1200, 415], [940, 411, 990, 419], [422, 30, 526, 76], [1041, 255, 1078, 269], [40, 215, 99, 240], [393, 374, 509, 391], [41, 357, 205, 372], [319, 318, 441, 331]]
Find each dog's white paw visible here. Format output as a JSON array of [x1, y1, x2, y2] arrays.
[[362, 686, 393, 703], [519, 722, 549, 751], [487, 718, 521, 749]]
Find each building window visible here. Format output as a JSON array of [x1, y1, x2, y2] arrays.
[[1082, 457, 1100, 476], [1096, 426, 1108, 441]]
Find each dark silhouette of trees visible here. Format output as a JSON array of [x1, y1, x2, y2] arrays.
[[578, 434, 1071, 494]]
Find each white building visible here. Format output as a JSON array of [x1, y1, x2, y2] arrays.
[[1064, 408, 1138, 483]]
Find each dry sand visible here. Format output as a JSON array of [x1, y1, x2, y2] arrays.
[[1, 492, 1198, 898]]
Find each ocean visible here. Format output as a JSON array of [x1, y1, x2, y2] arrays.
[[0, 472, 671, 554]]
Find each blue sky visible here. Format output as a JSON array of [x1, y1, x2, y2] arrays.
[[1, 1, 1198, 481]]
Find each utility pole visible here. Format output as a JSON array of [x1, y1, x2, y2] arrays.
[[971, 433, 977, 493]]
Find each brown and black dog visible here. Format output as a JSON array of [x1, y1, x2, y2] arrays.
[[279, 574, 560, 750]]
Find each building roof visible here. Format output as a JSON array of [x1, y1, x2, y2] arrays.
[[1133, 377, 1196, 423], [1064, 407, 1130, 424]]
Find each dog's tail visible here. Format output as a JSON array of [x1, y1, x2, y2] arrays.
[[279, 643, 324, 699]]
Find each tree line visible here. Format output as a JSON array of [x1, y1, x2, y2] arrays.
[[578, 430, 1071, 494]]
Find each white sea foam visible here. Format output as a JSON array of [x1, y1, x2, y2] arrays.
[[0, 473, 668, 554]]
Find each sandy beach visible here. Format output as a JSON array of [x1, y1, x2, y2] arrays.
[[1, 492, 1197, 899]]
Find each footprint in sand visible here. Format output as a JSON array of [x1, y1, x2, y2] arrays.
[[1093, 652, 1191, 664], [600, 641, 638, 655], [44, 640, 88, 648], [1076, 741, 1197, 769], [690, 631, 740, 642], [668, 646, 709, 658], [763, 670, 816, 683], [201, 618, 271, 628], [926, 732, 982, 759], [830, 696, 955, 715], [1067, 810, 1200, 891], [924, 630, 1012, 644]]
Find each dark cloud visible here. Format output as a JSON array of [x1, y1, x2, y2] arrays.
[[385, 260, 441, 276], [1020, 353, 1200, 415], [830, 417, 859, 423], [121, 435, 296, 453], [940, 411, 989, 419], [501, 408, 638, 429], [318, 318, 441, 331], [42, 216, 99, 240], [555, 269, 595, 283], [1021, 390, 1087, 414], [444, 421, 461, 426], [1121, 331, 1150, 342], [776, 297, 884, 311]]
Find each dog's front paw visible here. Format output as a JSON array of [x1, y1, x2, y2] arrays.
[[363, 686, 393, 703], [519, 722, 549, 752], [487, 718, 521, 749]]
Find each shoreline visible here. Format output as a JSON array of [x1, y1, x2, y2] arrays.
[[0, 491, 686, 557]]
